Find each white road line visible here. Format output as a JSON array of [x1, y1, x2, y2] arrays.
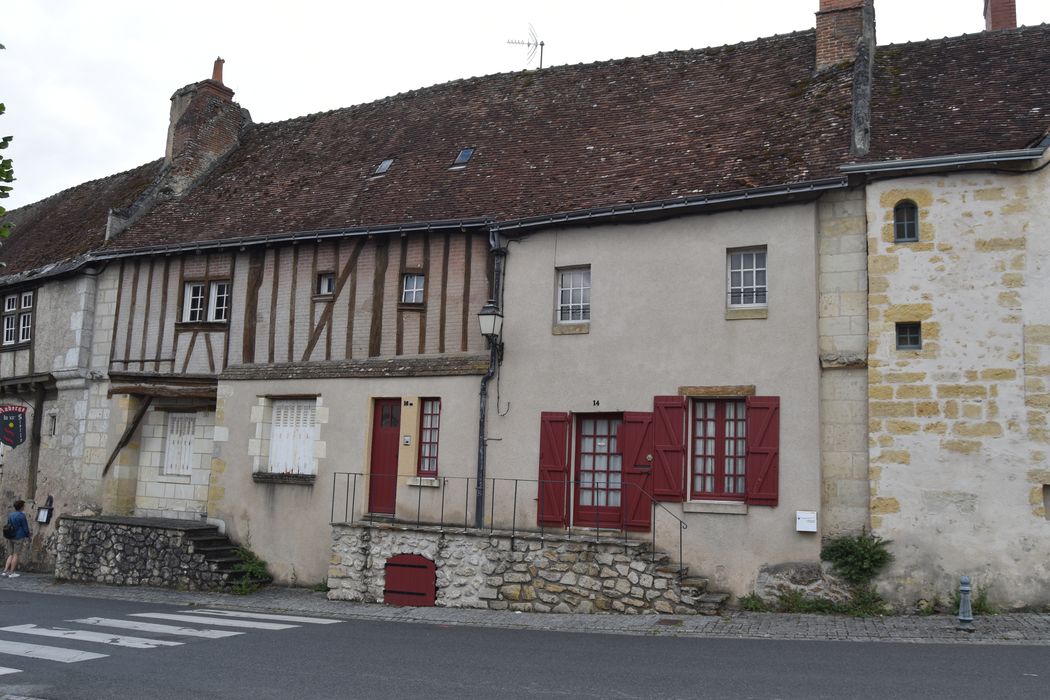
[[129, 613, 297, 630], [184, 609, 342, 625], [1, 624, 184, 649], [0, 640, 107, 663], [71, 617, 243, 639], [0, 666, 22, 676]]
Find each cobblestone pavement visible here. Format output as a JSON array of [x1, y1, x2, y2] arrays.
[[2, 573, 1048, 645]]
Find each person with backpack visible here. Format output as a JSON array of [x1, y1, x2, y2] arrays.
[[2, 499, 31, 578]]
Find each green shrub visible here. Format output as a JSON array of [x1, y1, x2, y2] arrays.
[[230, 547, 270, 595], [738, 592, 771, 612], [820, 534, 894, 586]]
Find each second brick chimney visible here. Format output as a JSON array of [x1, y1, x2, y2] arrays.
[[164, 57, 250, 196], [984, 0, 1017, 30], [815, 0, 873, 70]]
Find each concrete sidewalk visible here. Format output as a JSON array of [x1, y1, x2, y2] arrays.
[[2, 573, 1048, 645]]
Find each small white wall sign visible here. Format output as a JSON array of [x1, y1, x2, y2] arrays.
[[796, 510, 817, 532]]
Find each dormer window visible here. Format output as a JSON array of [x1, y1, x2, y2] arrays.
[[893, 200, 919, 243], [452, 147, 475, 167], [374, 158, 394, 176]]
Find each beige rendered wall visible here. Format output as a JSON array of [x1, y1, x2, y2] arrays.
[[867, 164, 1050, 608], [489, 204, 823, 596], [211, 374, 482, 585]]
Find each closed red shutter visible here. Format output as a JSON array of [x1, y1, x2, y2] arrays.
[[745, 396, 780, 506], [537, 412, 571, 527], [652, 396, 687, 501], [621, 412, 654, 531]]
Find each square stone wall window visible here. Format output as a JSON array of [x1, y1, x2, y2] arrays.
[[895, 322, 922, 350]]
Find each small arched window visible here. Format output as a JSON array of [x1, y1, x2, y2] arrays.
[[893, 200, 919, 243]]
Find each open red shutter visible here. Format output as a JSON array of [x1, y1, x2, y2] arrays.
[[652, 396, 687, 501], [621, 412, 654, 531], [746, 396, 780, 506], [537, 412, 571, 527]]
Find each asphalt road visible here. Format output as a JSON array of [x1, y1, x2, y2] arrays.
[[0, 590, 1046, 699]]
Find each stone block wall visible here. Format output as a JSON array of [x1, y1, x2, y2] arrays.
[[55, 515, 231, 590], [328, 523, 698, 614], [865, 169, 1050, 608], [817, 188, 870, 537]]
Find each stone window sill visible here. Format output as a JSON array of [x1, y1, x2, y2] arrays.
[[155, 474, 192, 484], [683, 500, 748, 515], [252, 472, 316, 486], [725, 307, 768, 321], [552, 322, 589, 335], [408, 476, 441, 488]]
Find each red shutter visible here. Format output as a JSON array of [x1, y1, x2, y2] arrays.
[[746, 396, 780, 506], [652, 396, 687, 501], [537, 412, 571, 527], [621, 412, 654, 531]]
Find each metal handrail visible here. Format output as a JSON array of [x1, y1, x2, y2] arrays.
[[329, 472, 689, 576]]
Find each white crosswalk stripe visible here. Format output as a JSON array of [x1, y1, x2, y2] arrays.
[[71, 617, 243, 639], [129, 613, 297, 630], [183, 609, 341, 625], [0, 639, 107, 663], [0, 624, 184, 649], [0, 666, 22, 675]]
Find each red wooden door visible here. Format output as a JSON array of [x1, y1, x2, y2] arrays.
[[369, 398, 401, 515], [573, 414, 624, 528]]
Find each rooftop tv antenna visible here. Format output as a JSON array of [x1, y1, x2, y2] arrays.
[[507, 24, 545, 69]]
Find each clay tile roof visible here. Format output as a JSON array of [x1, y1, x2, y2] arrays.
[[107, 29, 854, 250], [1, 160, 163, 276], [866, 25, 1050, 161]]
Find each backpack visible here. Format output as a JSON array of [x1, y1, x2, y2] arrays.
[[2, 517, 14, 540]]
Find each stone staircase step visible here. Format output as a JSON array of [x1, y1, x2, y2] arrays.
[[679, 576, 709, 593], [697, 592, 730, 615], [655, 564, 689, 578]]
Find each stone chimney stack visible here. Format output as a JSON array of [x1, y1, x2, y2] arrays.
[[984, 0, 1017, 30], [164, 57, 250, 196], [815, 0, 874, 71]]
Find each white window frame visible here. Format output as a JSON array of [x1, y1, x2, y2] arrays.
[[401, 274, 425, 304], [163, 413, 197, 476], [317, 273, 336, 296], [4, 295, 16, 313], [20, 291, 33, 309], [727, 248, 767, 309], [268, 400, 319, 475], [19, 313, 31, 343], [208, 282, 230, 322], [183, 283, 206, 322], [2, 315, 15, 346], [557, 266, 591, 323]]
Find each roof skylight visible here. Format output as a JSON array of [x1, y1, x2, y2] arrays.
[[374, 158, 394, 175], [453, 147, 475, 167]]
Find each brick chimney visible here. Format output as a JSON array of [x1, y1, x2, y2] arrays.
[[815, 0, 874, 70], [984, 0, 1017, 30], [164, 57, 250, 196]]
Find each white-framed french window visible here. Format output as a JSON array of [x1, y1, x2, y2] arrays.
[[268, 400, 319, 475], [417, 398, 441, 476], [727, 248, 767, 308], [163, 413, 197, 476], [183, 281, 229, 322], [401, 273, 425, 304], [4, 295, 16, 313], [20, 291, 33, 309], [557, 266, 591, 322], [1, 291, 32, 346]]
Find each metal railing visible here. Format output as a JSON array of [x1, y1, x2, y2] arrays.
[[330, 472, 688, 575]]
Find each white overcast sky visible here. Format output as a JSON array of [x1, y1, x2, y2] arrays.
[[3, 0, 1048, 209]]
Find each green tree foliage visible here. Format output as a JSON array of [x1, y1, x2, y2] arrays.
[[0, 43, 14, 251]]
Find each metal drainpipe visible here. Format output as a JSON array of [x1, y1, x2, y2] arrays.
[[475, 230, 506, 529]]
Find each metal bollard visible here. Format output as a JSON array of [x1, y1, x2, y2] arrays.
[[956, 575, 976, 632]]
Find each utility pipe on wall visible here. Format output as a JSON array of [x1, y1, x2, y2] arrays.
[[475, 229, 507, 529]]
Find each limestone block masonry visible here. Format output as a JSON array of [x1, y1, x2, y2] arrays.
[[54, 515, 234, 590], [328, 524, 723, 615]]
